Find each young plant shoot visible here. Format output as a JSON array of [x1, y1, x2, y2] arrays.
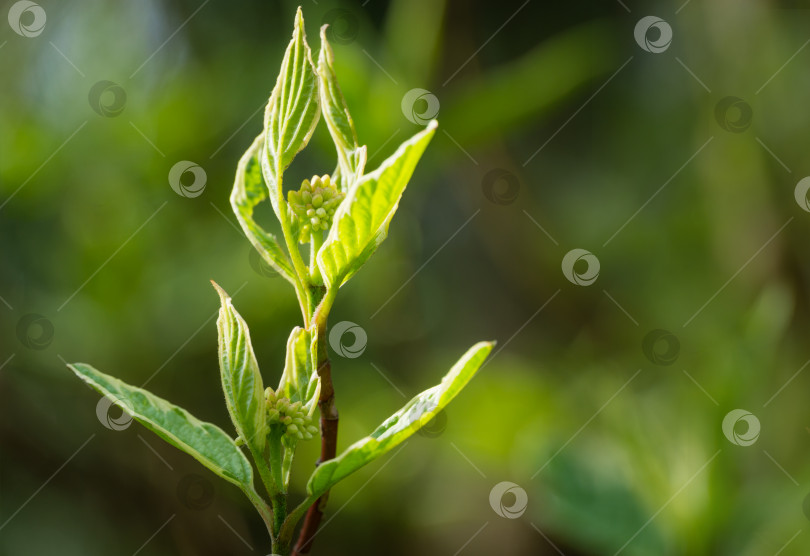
[[66, 8, 493, 555]]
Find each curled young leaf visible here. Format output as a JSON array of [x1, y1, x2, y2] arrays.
[[230, 133, 296, 284], [262, 6, 320, 218], [277, 326, 320, 415], [317, 121, 437, 289], [318, 25, 366, 191], [305, 341, 493, 497], [67, 362, 257, 491], [213, 282, 267, 455]]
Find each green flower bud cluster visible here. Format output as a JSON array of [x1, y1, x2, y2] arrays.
[[287, 174, 344, 243], [265, 388, 319, 441]]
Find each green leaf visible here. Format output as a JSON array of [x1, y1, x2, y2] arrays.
[[317, 121, 437, 288], [305, 341, 493, 497], [272, 327, 320, 489], [262, 6, 320, 218], [318, 25, 367, 191], [277, 327, 320, 415], [67, 363, 256, 491], [230, 133, 295, 284], [213, 282, 267, 455]]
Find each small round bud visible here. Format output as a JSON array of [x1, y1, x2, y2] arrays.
[[288, 174, 345, 244]]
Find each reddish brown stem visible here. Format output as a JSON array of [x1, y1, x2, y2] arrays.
[[292, 337, 338, 555]]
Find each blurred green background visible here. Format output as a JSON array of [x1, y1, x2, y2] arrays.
[[3, 0, 810, 554]]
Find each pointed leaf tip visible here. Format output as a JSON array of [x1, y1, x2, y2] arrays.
[[210, 280, 229, 304]]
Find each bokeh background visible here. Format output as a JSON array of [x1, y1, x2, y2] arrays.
[[3, 0, 810, 554]]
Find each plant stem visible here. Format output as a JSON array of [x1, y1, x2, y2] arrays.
[[244, 487, 275, 543], [292, 312, 338, 555], [249, 443, 279, 508], [278, 494, 316, 549], [271, 492, 287, 538], [274, 171, 312, 327]]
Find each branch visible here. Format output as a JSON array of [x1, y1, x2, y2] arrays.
[[292, 320, 338, 555]]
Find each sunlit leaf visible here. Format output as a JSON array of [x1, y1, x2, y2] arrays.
[[213, 282, 267, 454], [277, 326, 320, 415], [230, 133, 295, 284], [318, 25, 367, 191], [306, 341, 493, 496], [317, 121, 437, 288], [262, 7, 320, 218], [67, 363, 256, 491]]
